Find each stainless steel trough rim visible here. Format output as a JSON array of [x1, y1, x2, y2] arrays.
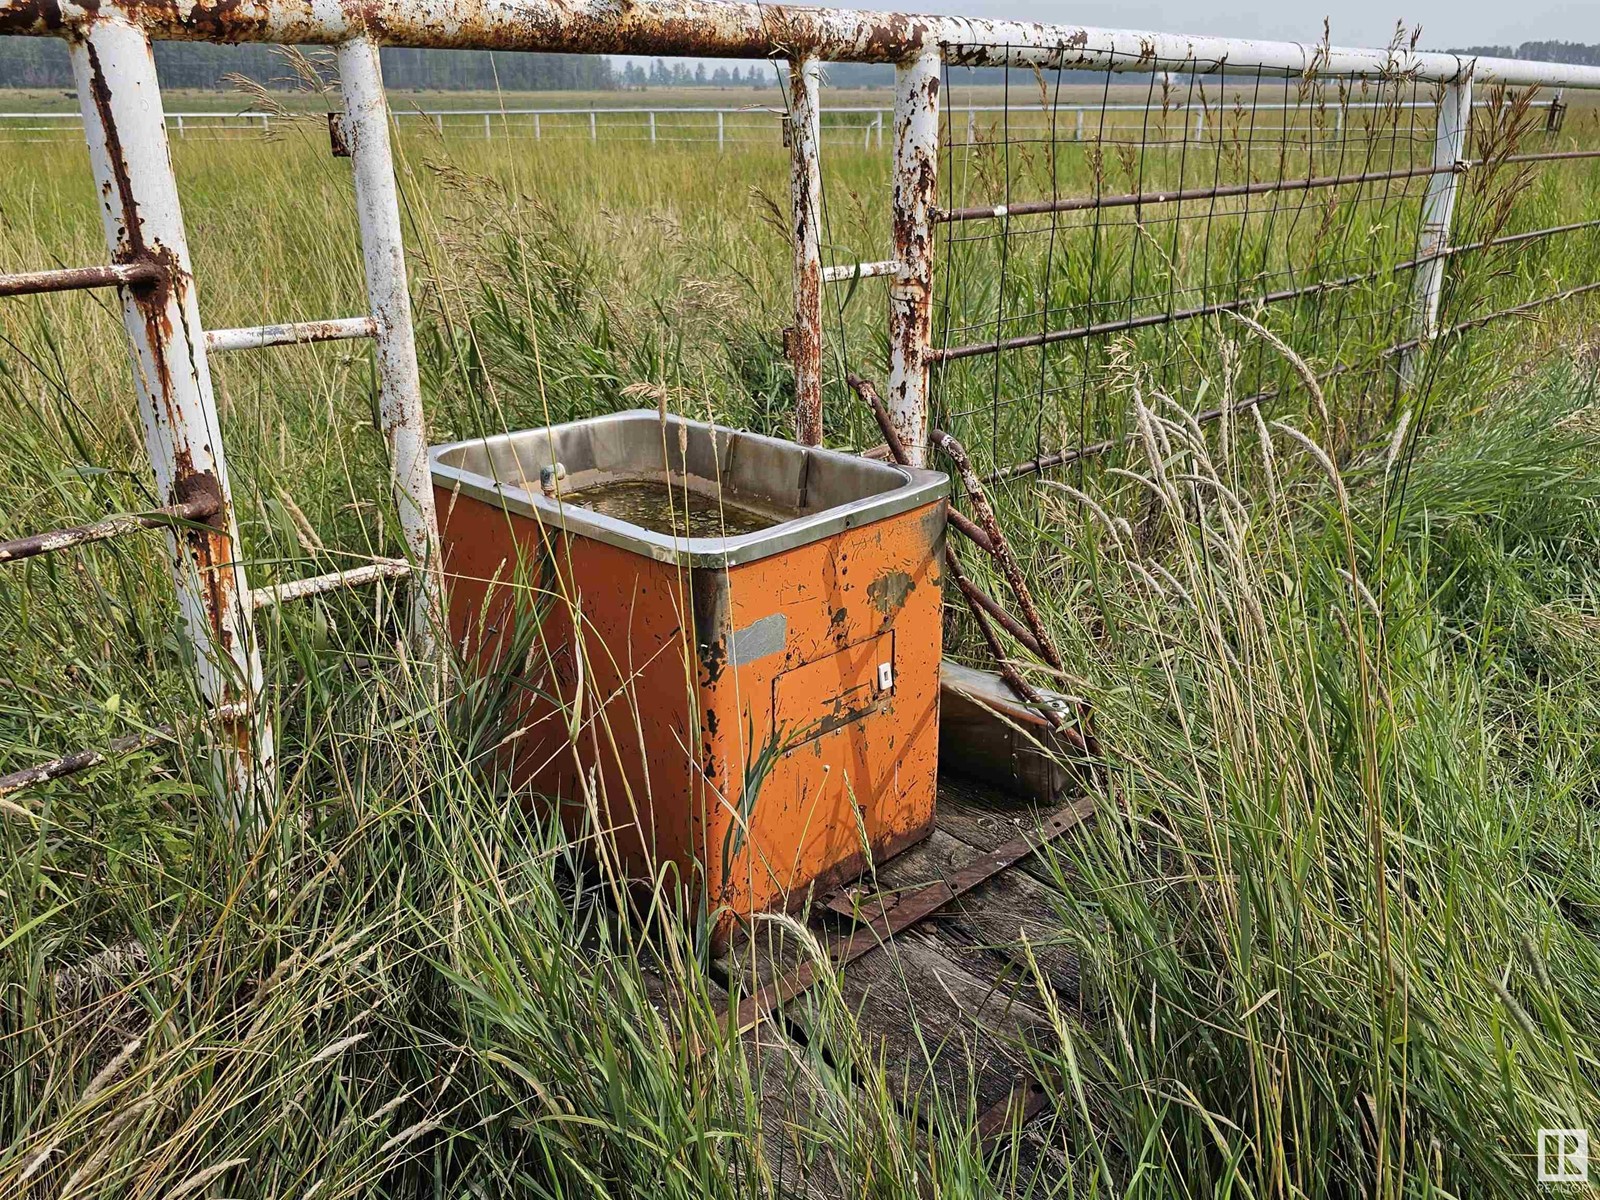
[[429, 410, 947, 568]]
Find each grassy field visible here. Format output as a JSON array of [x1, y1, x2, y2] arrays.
[[1, 80, 1599, 1200]]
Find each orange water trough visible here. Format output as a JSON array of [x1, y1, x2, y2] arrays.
[[430, 412, 948, 941]]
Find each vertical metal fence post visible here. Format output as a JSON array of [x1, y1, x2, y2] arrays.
[[788, 55, 824, 445], [1404, 76, 1473, 386], [717, 110, 725, 151], [888, 47, 941, 468], [69, 12, 274, 820], [589, 110, 597, 140], [649, 109, 656, 144], [336, 38, 444, 664]]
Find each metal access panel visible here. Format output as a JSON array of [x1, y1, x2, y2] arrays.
[[772, 629, 895, 749]]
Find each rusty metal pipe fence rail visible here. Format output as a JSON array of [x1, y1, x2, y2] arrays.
[[3, 0, 1600, 821]]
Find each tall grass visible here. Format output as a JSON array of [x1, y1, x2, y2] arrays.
[[1, 87, 1598, 1198]]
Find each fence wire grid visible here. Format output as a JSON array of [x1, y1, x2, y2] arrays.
[[924, 51, 1600, 484]]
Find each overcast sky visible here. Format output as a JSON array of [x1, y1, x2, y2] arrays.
[[906, 0, 1599, 50]]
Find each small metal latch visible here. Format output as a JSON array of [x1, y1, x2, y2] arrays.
[[781, 326, 797, 360], [1546, 92, 1567, 134], [327, 112, 351, 157], [877, 661, 894, 692]]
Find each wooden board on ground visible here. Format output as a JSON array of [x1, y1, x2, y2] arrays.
[[839, 826, 1083, 1006], [642, 968, 851, 1200], [782, 927, 1052, 1120], [933, 773, 1094, 890], [717, 772, 1097, 1137]]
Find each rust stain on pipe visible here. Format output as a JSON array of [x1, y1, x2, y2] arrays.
[[0, 495, 220, 564], [0, 260, 162, 297], [6, 1, 1600, 93], [788, 55, 823, 445], [886, 49, 940, 467]]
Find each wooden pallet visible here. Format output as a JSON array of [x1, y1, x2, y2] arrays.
[[700, 665, 1098, 1197]]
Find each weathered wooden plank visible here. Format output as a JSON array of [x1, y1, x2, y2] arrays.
[[933, 774, 1094, 888], [989, 1109, 1076, 1196], [839, 827, 1082, 1006], [709, 764, 1098, 1167], [643, 967, 849, 1200], [784, 930, 1052, 1120], [742, 1017, 855, 1200]]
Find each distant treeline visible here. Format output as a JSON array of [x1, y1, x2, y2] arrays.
[[1448, 41, 1600, 66], [0, 40, 615, 90], [620, 60, 770, 88], [621, 62, 1054, 91]]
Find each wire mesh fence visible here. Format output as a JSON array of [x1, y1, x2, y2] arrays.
[[926, 54, 1600, 484]]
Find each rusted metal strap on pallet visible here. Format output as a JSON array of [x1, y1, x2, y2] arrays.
[[976, 1075, 1053, 1144], [727, 796, 1095, 1032], [0, 496, 220, 565]]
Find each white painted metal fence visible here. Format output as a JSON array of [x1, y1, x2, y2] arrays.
[[0, 99, 1545, 148]]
